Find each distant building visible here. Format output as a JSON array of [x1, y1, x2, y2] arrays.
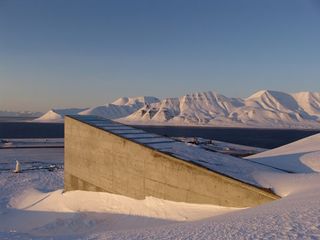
[[64, 115, 279, 207]]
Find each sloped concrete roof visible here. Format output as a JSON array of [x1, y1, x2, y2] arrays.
[[68, 115, 282, 188]]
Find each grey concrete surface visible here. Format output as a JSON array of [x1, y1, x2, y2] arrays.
[[64, 116, 279, 207]]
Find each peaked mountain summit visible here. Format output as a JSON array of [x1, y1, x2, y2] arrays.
[[34, 108, 87, 122], [120, 90, 320, 128]]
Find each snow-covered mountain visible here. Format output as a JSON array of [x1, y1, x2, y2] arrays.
[[79, 96, 160, 119], [292, 91, 320, 118], [120, 90, 320, 128], [0, 110, 42, 117], [36, 90, 320, 128], [35, 96, 160, 122]]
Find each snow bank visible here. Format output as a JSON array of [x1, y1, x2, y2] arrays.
[[247, 133, 320, 173], [103, 173, 320, 240], [0, 170, 238, 238], [1, 134, 320, 239], [10, 189, 238, 221]]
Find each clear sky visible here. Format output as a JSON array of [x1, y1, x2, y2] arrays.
[[1, 0, 320, 112]]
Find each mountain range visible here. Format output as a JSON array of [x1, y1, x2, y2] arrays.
[[0, 110, 42, 117], [34, 90, 320, 129]]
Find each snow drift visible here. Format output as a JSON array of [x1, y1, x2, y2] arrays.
[[247, 133, 320, 173], [1, 133, 320, 239]]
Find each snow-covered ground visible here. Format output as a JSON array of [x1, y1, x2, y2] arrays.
[[0, 147, 238, 239], [101, 173, 320, 240], [35, 90, 320, 129], [0, 148, 63, 173], [247, 133, 320, 173], [0, 134, 320, 239]]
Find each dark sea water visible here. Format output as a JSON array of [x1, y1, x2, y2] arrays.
[[135, 125, 320, 149], [0, 116, 36, 122], [0, 122, 64, 138], [0, 120, 319, 149]]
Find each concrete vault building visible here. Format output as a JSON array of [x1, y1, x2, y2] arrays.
[[64, 115, 279, 207]]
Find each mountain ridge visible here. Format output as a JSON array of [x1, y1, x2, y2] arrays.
[[34, 90, 320, 129]]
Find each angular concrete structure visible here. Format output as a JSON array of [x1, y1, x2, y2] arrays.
[[64, 115, 280, 207]]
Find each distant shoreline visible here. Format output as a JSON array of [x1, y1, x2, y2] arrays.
[[1, 121, 318, 149], [0, 116, 38, 122]]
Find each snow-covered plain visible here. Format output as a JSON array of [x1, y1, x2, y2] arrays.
[[0, 134, 320, 239], [0, 150, 238, 239], [35, 90, 320, 129]]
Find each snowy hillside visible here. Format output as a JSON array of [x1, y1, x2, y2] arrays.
[[247, 133, 320, 173], [35, 96, 159, 122], [121, 90, 320, 128], [79, 96, 159, 119], [292, 91, 320, 118]]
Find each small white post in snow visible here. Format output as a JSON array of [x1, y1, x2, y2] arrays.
[[14, 160, 21, 173]]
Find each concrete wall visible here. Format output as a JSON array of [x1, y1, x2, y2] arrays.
[[64, 116, 279, 207]]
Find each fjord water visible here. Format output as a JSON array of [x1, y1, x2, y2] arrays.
[[0, 121, 64, 138], [135, 125, 320, 149], [0, 119, 319, 149]]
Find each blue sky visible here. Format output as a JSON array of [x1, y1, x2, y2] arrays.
[[1, 0, 320, 112]]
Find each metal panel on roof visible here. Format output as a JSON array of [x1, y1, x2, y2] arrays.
[[134, 138, 175, 144], [121, 133, 159, 139]]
